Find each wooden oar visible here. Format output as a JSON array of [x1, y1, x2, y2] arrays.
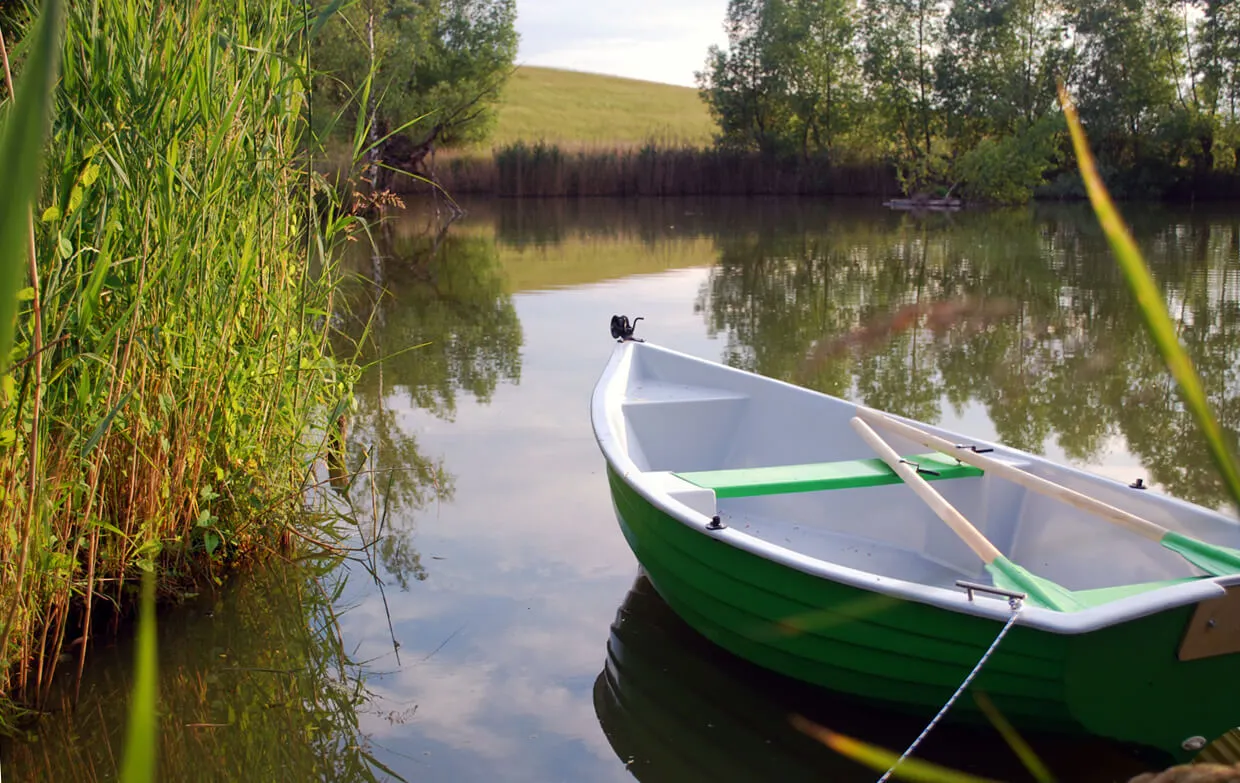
[[849, 417, 1082, 612], [856, 407, 1240, 578]]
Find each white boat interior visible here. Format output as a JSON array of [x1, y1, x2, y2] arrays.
[[603, 342, 1240, 597]]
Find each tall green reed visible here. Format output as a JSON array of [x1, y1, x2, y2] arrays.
[[0, 0, 367, 731], [0, 0, 64, 732]]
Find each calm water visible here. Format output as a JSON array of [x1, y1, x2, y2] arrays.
[[6, 197, 1240, 781]]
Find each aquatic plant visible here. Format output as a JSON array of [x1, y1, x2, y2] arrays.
[[0, 0, 371, 731]]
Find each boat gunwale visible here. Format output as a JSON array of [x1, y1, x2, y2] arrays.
[[590, 339, 1237, 635]]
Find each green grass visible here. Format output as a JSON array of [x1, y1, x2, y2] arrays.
[[486, 66, 715, 148]]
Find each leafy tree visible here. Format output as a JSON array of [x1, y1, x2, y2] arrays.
[[863, 0, 944, 164], [1067, 0, 1184, 163], [935, 0, 1071, 151], [1199, 0, 1240, 125], [698, 0, 789, 154], [954, 113, 1064, 202], [692, 0, 1240, 197], [313, 0, 518, 176], [1196, 0, 1240, 170], [780, 0, 863, 159], [697, 0, 862, 159]]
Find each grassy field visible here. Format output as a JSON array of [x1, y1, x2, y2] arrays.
[[486, 66, 715, 148]]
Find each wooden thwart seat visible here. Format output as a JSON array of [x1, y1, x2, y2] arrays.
[[674, 452, 983, 499]]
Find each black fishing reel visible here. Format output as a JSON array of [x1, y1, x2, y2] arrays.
[[610, 315, 644, 342]]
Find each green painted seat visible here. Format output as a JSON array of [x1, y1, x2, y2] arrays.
[[674, 452, 983, 498]]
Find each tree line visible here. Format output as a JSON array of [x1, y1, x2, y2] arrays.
[[697, 0, 1240, 201]]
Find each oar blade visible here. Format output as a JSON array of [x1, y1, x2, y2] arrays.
[[987, 559, 1084, 612], [1161, 531, 1240, 577]]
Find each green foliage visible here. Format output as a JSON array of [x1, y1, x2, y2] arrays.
[[697, 0, 862, 159], [862, 0, 943, 163], [697, 0, 1240, 196], [955, 115, 1064, 203], [0, 0, 61, 370], [0, 0, 365, 726], [313, 0, 518, 151], [935, 0, 1070, 150], [1198, 0, 1240, 123], [896, 151, 951, 197], [1070, 0, 1185, 162]]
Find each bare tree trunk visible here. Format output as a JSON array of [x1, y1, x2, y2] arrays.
[[917, 0, 931, 158]]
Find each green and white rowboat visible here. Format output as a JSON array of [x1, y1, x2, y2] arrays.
[[591, 333, 1240, 760]]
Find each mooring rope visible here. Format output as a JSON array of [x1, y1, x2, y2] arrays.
[[877, 602, 1024, 783]]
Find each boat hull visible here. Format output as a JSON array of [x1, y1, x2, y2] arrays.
[[606, 465, 1240, 761], [595, 573, 1158, 781]]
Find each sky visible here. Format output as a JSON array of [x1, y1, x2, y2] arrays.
[[514, 0, 731, 87]]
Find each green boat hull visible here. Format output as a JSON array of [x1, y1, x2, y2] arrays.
[[608, 466, 1240, 761], [595, 574, 1159, 781]]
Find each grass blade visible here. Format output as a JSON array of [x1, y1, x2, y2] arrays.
[[1058, 84, 1240, 510], [973, 692, 1054, 783], [80, 389, 134, 457], [789, 715, 1001, 783], [310, 0, 350, 40], [118, 569, 158, 783], [0, 0, 63, 366]]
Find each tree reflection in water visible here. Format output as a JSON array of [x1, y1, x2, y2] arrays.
[[327, 210, 524, 589], [698, 204, 1240, 509]]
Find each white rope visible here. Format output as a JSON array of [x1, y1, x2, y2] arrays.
[[877, 602, 1023, 783]]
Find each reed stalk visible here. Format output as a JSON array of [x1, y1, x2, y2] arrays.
[[0, 0, 368, 730]]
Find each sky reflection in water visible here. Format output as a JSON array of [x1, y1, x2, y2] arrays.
[[339, 269, 717, 782]]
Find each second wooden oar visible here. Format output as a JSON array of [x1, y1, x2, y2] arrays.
[[857, 407, 1240, 578], [850, 417, 1082, 612]]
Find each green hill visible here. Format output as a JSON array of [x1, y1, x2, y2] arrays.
[[486, 66, 715, 149]]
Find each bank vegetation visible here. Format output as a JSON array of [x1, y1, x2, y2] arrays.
[[0, 0, 367, 730]]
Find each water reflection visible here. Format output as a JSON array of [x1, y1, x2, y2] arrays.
[[0, 561, 389, 782], [330, 213, 526, 589], [694, 203, 1240, 508], [8, 196, 1240, 782], [341, 214, 524, 421], [596, 574, 1158, 782]]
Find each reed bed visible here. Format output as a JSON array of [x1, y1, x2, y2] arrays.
[[0, 0, 361, 728], [426, 142, 899, 198]]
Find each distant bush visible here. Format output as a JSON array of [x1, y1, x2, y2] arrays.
[[955, 116, 1064, 204]]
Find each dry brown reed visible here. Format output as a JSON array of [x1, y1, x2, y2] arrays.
[[415, 142, 899, 198]]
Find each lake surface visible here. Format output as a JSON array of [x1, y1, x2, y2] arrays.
[[6, 196, 1240, 781]]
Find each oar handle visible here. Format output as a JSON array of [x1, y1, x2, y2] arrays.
[[849, 417, 1004, 565], [855, 407, 1168, 543]]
